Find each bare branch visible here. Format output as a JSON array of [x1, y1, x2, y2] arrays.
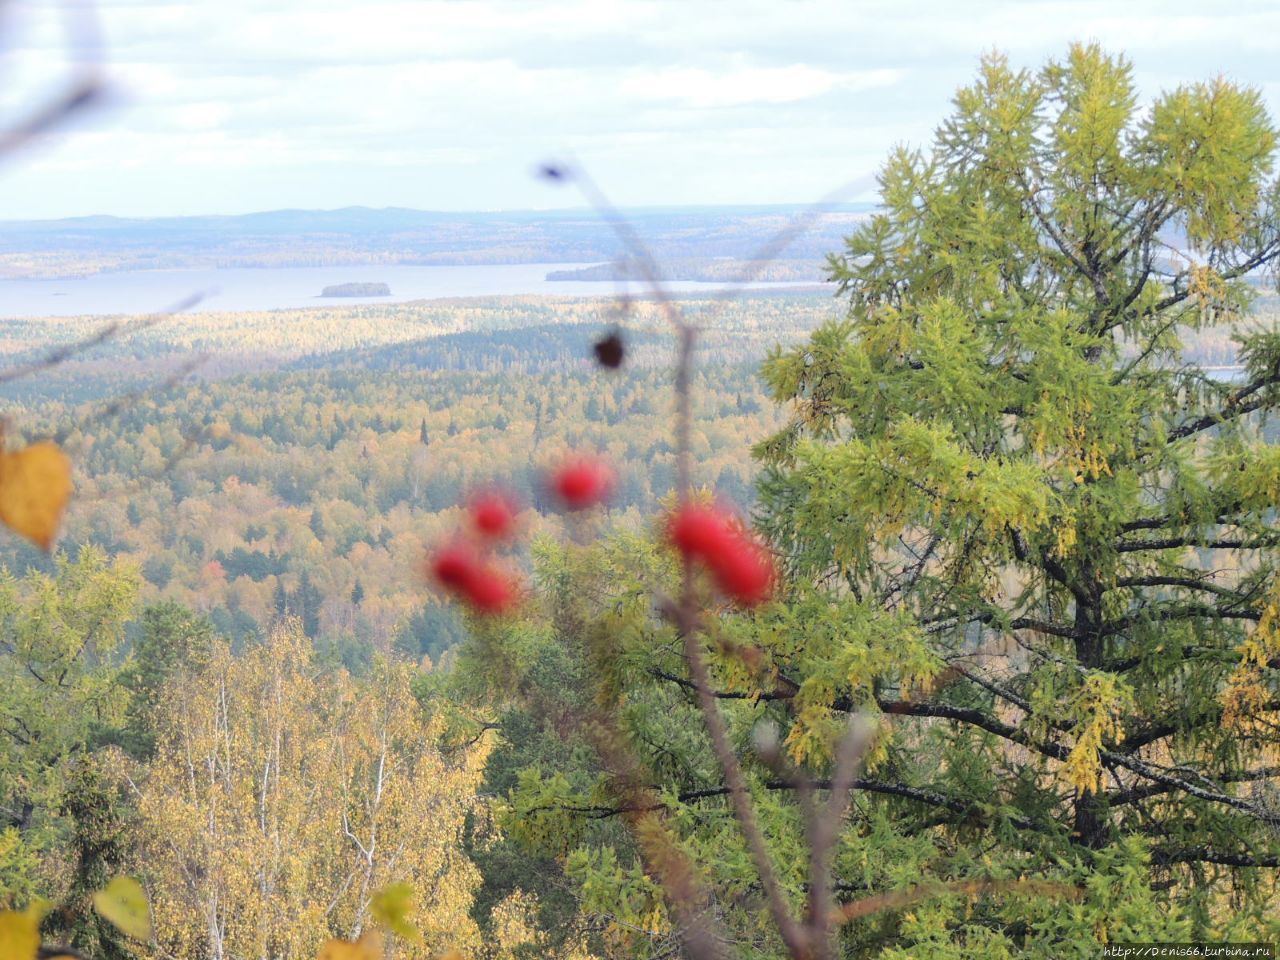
[[834, 878, 1081, 927], [809, 715, 876, 949], [1163, 369, 1280, 444]]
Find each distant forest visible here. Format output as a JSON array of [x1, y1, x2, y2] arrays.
[[320, 282, 391, 297], [0, 293, 834, 667]]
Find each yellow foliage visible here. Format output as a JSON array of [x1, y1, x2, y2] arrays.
[[1063, 674, 1130, 795], [318, 930, 383, 960], [488, 891, 542, 958], [371, 881, 421, 944], [1052, 521, 1078, 558], [139, 625, 491, 959], [0, 441, 72, 550], [0, 904, 43, 960], [1222, 580, 1280, 732], [1222, 671, 1270, 732]]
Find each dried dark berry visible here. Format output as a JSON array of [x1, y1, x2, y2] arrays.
[[593, 330, 625, 369]]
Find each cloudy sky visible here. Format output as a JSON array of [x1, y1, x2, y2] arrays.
[[0, 0, 1276, 219]]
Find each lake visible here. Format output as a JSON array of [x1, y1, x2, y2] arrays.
[[0, 263, 822, 318]]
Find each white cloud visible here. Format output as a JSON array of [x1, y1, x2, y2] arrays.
[[619, 64, 900, 108], [0, 0, 1273, 217]]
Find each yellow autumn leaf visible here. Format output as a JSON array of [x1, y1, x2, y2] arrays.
[[318, 929, 383, 960], [370, 881, 420, 942], [92, 876, 151, 941], [0, 441, 72, 551], [0, 902, 46, 960]]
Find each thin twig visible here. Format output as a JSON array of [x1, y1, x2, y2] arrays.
[[585, 703, 732, 960], [0, 292, 206, 387], [808, 714, 876, 954], [560, 162, 812, 956], [0, 74, 105, 159], [678, 622, 809, 957]]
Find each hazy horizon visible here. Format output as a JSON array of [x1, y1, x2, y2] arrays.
[[0, 0, 1275, 220], [0, 200, 877, 225]]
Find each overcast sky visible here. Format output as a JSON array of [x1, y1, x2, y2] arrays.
[[0, 0, 1276, 219]]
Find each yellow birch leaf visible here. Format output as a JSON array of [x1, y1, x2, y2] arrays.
[[318, 930, 383, 960], [0, 441, 72, 551], [92, 876, 151, 940], [0, 904, 44, 960]]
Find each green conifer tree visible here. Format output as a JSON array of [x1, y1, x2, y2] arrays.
[[753, 42, 1280, 931]]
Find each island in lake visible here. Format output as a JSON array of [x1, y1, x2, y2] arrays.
[[320, 282, 391, 297]]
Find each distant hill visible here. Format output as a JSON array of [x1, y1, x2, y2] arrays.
[[0, 204, 874, 279]]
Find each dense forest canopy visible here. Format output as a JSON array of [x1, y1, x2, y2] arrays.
[[0, 294, 826, 665]]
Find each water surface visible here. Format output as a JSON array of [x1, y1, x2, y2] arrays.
[[0, 263, 816, 318]]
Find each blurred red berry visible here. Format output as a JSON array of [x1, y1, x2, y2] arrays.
[[706, 538, 775, 606], [667, 503, 776, 607], [469, 491, 516, 540], [550, 456, 614, 510], [428, 542, 478, 589], [426, 543, 520, 615], [461, 563, 520, 614], [669, 504, 735, 559]]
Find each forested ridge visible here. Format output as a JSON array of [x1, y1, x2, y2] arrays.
[[0, 206, 869, 280]]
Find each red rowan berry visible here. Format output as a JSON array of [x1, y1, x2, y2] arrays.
[[461, 563, 519, 614], [468, 490, 517, 540], [669, 504, 734, 559], [550, 456, 614, 510], [706, 537, 774, 606], [428, 542, 479, 589], [667, 503, 776, 607], [426, 543, 520, 615]]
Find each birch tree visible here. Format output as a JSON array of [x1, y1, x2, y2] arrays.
[[138, 623, 490, 959]]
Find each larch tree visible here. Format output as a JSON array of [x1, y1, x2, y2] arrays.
[[753, 44, 1280, 936]]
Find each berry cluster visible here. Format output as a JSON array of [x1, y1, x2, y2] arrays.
[[427, 540, 518, 614], [425, 455, 615, 615], [668, 503, 776, 606]]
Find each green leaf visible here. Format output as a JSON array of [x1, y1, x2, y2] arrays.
[[369, 881, 419, 942], [92, 876, 151, 941]]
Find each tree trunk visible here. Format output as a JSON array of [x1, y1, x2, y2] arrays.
[[1072, 563, 1108, 848]]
